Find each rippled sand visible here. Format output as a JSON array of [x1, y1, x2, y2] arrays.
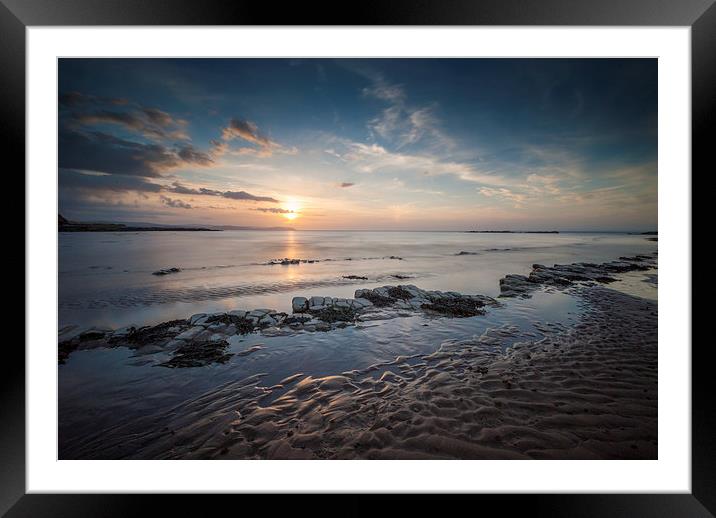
[[67, 285, 656, 460]]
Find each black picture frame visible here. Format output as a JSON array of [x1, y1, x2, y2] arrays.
[[5, 0, 708, 514]]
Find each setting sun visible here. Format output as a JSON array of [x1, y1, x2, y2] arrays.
[[283, 199, 301, 220]]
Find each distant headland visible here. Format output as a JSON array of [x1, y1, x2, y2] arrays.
[[58, 214, 294, 232], [465, 230, 559, 234]]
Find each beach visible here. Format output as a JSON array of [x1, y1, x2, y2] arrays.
[[58, 232, 657, 460]]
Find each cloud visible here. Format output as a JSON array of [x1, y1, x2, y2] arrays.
[[222, 118, 272, 147], [253, 207, 294, 214], [59, 91, 128, 107], [363, 80, 406, 103], [59, 130, 183, 177], [220, 117, 296, 158], [339, 182, 355, 188], [362, 78, 455, 151], [59, 168, 163, 192], [478, 187, 528, 205], [176, 144, 214, 166], [223, 190, 279, 203], [166, 182, 279, 203], [336, 141, 509, 186], [62, 91, 190, 141], [160, 195, 192, 209]]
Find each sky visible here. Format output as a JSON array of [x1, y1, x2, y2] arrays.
[[58, 58, 657, 231]]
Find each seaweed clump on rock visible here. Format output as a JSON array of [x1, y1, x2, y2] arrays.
[[420, 298, 486, 317], [158, 339, 233, 368]]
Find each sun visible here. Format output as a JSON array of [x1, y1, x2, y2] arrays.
[[282, 199, 301, 221]]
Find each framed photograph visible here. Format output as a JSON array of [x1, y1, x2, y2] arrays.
[[7, 0, 708, 514]]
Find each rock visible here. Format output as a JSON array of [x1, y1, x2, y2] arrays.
[[228, 310, 248, 319], [134, 344, 165, 356], [259, 314, 278, 327], [498, 253, 658, 298], [194, 330, 214, 342], [315, 322, 332, 332], [309, 305, 358, 323], [248, 309, 273, 318], [112, 325, 136, 338], [164, 339, 186, 351], [292, 297, 308, 312], [343, 275, 368, 280], [175, 327, 204, 341], [189, 313, 207, 325], [285, 314, 312, 324], [152, 267, 181, 276], [207, 323, 227, 333], [352, 298, 373, 308], [79, 328, 108, 341], [309, 296, 325, 308], [159, 339, 233, 368], [420, 298, 486, 317], [394, 300, 412, 310], [193, 315, 210, 326]]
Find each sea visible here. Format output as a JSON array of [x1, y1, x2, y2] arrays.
[[59, 230, 656, 331]]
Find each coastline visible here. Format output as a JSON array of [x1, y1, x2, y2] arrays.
[[59, 252, 657, 460]]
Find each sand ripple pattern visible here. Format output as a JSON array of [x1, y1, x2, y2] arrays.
[[61, 286, 657, 460]]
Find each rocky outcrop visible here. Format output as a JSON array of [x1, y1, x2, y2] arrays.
[[265, 258, 318, 265], [152, 267, 181, 276], [59, 284, 498, 366], [499, 253, 658, 298]]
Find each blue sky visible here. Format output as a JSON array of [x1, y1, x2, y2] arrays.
[[58, 58, 657, 230]]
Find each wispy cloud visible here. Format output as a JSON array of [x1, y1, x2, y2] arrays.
[[62, 92, 190, 141], [253, 207, 294, 214], [219, 117, 297, 158], [363, 78, 455, 151], [166, 182, 279, 203], [333, 141, 509, 187], [59, 129, 215, 178], [160, 195, 192, 209]]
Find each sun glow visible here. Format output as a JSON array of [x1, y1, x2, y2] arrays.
[[283, 199, 301, 220]]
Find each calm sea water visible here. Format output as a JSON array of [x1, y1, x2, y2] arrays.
[[59, 230, 657, 330]]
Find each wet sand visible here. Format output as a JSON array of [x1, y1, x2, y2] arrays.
[[69, 285, 656, 460]]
